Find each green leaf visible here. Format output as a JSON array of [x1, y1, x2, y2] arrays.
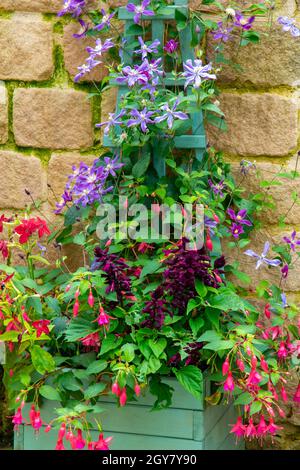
[[65, 318, 95, 343], [197, 330, 221, 343], [84, 382, 106, 400], [250, 401, 262, 416], [140, 259, 161, 278], [86, 360, 108, 375], [195, 280, 207, 297], [173, 366, 203, 400], [100, 335, 122, 355], [147, 356, 161, 373], [187, 298, 200, 314], [149, 376, 174, 410], [203, 339, 235, 351], [148, 338, 167, 358], [234, 392, 253, 406], [132, 153, 151, 178], [121, 343, 135, 362], [0, 331, 20, 341], [189, 317, 204, 337], [30, 345, 55, 375], [39, 385, 61, 401], [73, 233, 86, 246]]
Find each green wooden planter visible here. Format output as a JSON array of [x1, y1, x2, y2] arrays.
[[14, 379, 244, 450]]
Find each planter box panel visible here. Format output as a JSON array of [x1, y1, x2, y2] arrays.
[[204, 404, 237, 450]]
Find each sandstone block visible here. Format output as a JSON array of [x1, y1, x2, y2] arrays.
[[13, 88, 94, 150], [0, 151, 47, 209], [207, 92, 298, 157], [0, 14, 53, 81]]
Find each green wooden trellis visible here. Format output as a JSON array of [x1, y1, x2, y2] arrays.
[[103, 0, 207, 174]]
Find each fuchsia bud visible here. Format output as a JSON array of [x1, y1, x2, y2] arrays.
[[105, 239, 112, 247], [293, 383, 300, 403], [45, 425, 52, 433], [264, 303, 271, 319], [222, 357, 230, 376], [224, 371, 235, 392], [278, 408, 286, 418], [55, 439, 65, 451], [134, 383, 141, 397], [58, 422, 66, 440], [73, 299, 80, 318], [33, 411, 42, 431], [9, 369, 14, 377], [29, 404, 36, 426], [119, 387, 127, 406], [12, 407, 23, 427], [281, 386, 288, 402], [65, 284, 71, 292], [251, 355, 257, 369], [112, 382, 121, 396], [246, 346, 252, 356], [213, 213, 220, 223], [236, 358, 245, 372], [260, 356, 269, 373], [206, 233, 213, 251], [277, 341, 288, 360], [66, 430, 74, 441], [88, 290, 94, 308], [75, 289, 80, 299]]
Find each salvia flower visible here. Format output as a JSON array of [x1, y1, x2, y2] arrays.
[[182, 59, 216, 89], [244, 241, 281, 270], [136, 37, 160, 59], [154, 99, 189, 130], [126, 0, 155, 24]]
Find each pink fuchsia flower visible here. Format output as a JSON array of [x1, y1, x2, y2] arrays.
[[88, 290, 94, 308], [112, 382, 121, 396], [134, 383, 141, 397], [230, 416, 245, 438], [247, 368, 262, 386], [293, 383, 300, 403], [58, 422, 66, 440], [93, 433, 113, 450], [280, 386, 288, 402], [267, 418, 283, 435], [223, 371, 235, 392], [12, 407, 23, 429], [32, 319, 51, 338], [256, 415, 268, 436], [74, 429, 86, 450], [264, 303, 272, 319], [260, 356, 269, 373], [164, 39, 179, 54], [245, 418, 257, 439], [96, 306, 111, 326], [55, 439, 65, 451], [29, 404, 37, 426], [126, 0, 155, 24], [73, 299, 80, 318], [277, 341, 288, 360], [80, 332, 100, 351], [32, 411, 43, 431], [236, 358, 245, 372]]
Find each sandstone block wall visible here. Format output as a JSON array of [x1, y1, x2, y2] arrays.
[[0, 0, 298, 449]]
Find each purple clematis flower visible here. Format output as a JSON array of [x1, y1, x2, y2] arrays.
[[93, 9, 116, 31], [281, 292, 288, 308], [164, 39, 179, 54], [102, 155, 124, 177], [136, 37, 160, 59], [96, 110, 126, 135], [73, 19, 89, 38], [212, 22, 233, 42], [227, 208, 252, 227], [240, 159, 256, 175], [116, 63, 149, 87], [244, 241, 281, 270], [182, 59, 216, 89], [58, 0, 85, 17], [208, 179, 225, 198], [74, 57, 101, 82], [283, 230, 300, 251], [234, 12, 255, 30], [127, 0, 155, 24], [278, 16, 300, 37], [127, 108, 155, 133], [86, 38, 115, 58], [154, 99, 188, 129], [230, 223, 244, 239]]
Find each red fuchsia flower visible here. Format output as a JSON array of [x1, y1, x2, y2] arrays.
[[32, 319, 51, 338], [74, 429, 86, 450], [112, 382, 121, 396], [256, 415, 268, 437], [293, 383, 300, 403], [58, 422, 66, 440], [32, 411, 42, 431], [55, 439, 65, 451], [206, 232, 213, 251], [93, 433, 113, 451], [230, 416, 245, 439], [268, 381, 278, 401], [222, 357, 230, 376], [73, 299, 80, 318], [119, 387, 127, 407], [137, 242, 155, 253], [264, 303, 272, 319], [236, 358, 245, 372], [247, 368, 263, 386], [245, 418, 257, 439], [251, 355, 257, 369], [260, 356, 269, 373], [134, 383, 141, 397], [88, 289, 95, 308], [0, 240, 8, 259], [224, 371, 235, 392], [80, 332, 100, 351], [277, 341, 288, 360], [96, 306, 111, 327], [29, 404, 37, 426]]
